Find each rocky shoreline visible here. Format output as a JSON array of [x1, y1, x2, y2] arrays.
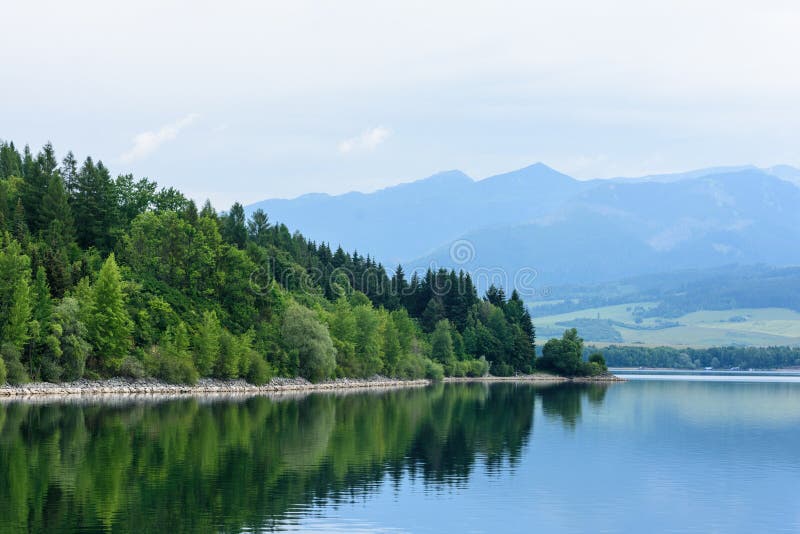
[[0, 373, 624, 400]]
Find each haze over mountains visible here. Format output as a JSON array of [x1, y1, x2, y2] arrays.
[[246, 164, 800, 287]]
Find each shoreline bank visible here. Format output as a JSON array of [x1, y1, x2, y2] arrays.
[[0, 373, 624, 399]]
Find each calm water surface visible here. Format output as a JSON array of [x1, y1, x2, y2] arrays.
[[1, 378, 799, 533]]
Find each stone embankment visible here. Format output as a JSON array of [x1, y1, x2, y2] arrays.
[[0, 376, 430, 399], [0, 373, 624, 400]]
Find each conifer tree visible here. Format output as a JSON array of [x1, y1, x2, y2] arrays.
[[247, 209, 270, 245], [223, 202, 247, 248], [39, 173, 75, 243], [86, 253, 132, 373], [60, 151, 79, 195]]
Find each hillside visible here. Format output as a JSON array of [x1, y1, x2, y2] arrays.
[[533, 265, 800, 346], [0, 140, 538, 385]]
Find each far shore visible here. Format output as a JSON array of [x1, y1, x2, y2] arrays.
[[0, 373, 625, 400]]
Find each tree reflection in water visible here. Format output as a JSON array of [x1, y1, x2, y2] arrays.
[[0, 382, 610, 532]]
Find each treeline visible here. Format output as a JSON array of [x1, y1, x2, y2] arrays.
[[0, 140, 536, 384], [593, 344, 800, 369]]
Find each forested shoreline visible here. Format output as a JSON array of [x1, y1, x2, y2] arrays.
[[0, 140, 543, 385], [594, 344, 800, 370]]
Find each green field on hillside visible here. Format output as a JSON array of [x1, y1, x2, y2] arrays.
[[533, 303, 800, 347]]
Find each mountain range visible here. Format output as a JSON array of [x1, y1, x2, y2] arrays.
[[246, 163, 800, 288]]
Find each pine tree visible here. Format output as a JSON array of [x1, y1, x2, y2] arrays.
[[21, 143, 57, 233], [86, 253, 132, 373], [60, 151, 79, 195], [421, 297, 446, 332], [199, 199, 217, 219], [247, 209, 270, 245], [39, 173, 75, 244], [71, 157, 118, 251], [13, 199, 28, 245], [0, 141, 22, 179], [222, 202, 247, 248]]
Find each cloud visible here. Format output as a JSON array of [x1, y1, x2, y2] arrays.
[[121, 113, 199, 162], [338, 126, 391, 154]]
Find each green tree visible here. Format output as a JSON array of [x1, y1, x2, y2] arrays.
[[281, 303, 336, 382], [52, 297, 91, 380], [538, 328, 584, 377], [222, 202, 247, 248], [86, 254, 132, 373], [247, 209, 270, 245], [38, 173, 75, 241], [71, 158, 118, 251], [430, 320, 454, 366], [194, 310, 222, 376], [156, 321, 199, 384], [382, 315, 402, 376], [0, 234, 32, 352], [25, 266, 54, 378]]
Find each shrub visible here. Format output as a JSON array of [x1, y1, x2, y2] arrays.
[[157, 353, 199, 385], [0, 357, 6, 384], [246, 354, 273, 385], [120, 355, 147, 379], [41, 359, 63, 383], [588, 352, 607, 371], [493, 362, 514, 377], [425, 360, 444, 381], [395, 353, 426, 380], [468, 356, 490, 377], [1, 343, 29, 385]]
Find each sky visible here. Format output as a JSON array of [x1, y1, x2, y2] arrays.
[[2, 0, 799, 207]]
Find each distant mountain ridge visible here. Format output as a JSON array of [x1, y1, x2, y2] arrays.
[[246, 163, 800, 286]]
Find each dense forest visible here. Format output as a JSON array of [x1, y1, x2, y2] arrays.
[[593, 345, 800, 369], [0, 140, 538, 384]]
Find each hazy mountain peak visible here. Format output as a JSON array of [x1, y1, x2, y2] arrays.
[[765, 164, 800, 187], [415, 169, 473, 186]]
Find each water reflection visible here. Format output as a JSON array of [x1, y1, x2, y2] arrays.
[[538, 383, 611, 429], [0, 383, 609, 532]]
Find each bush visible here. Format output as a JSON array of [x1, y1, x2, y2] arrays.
[[425, 359, 444, 381], [468, 357, 490, 377], [493, 362, 514, 377], [246, 354, 273, 385], [1, 343, 29, 385], [147, 345, 199, 385], [588, 352, 607, 370], [40, 359, 63, 383], [395, 353, 426, 379], [0, 357, 6, 384], [119, 355, 146, 379], [158, 355, 199, 385]]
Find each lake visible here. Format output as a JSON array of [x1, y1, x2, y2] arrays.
[[1, 378, 799, 533]]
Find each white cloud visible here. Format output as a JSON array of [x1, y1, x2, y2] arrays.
[[121, 113, 199, 162], [338, 126, 391, 154]]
